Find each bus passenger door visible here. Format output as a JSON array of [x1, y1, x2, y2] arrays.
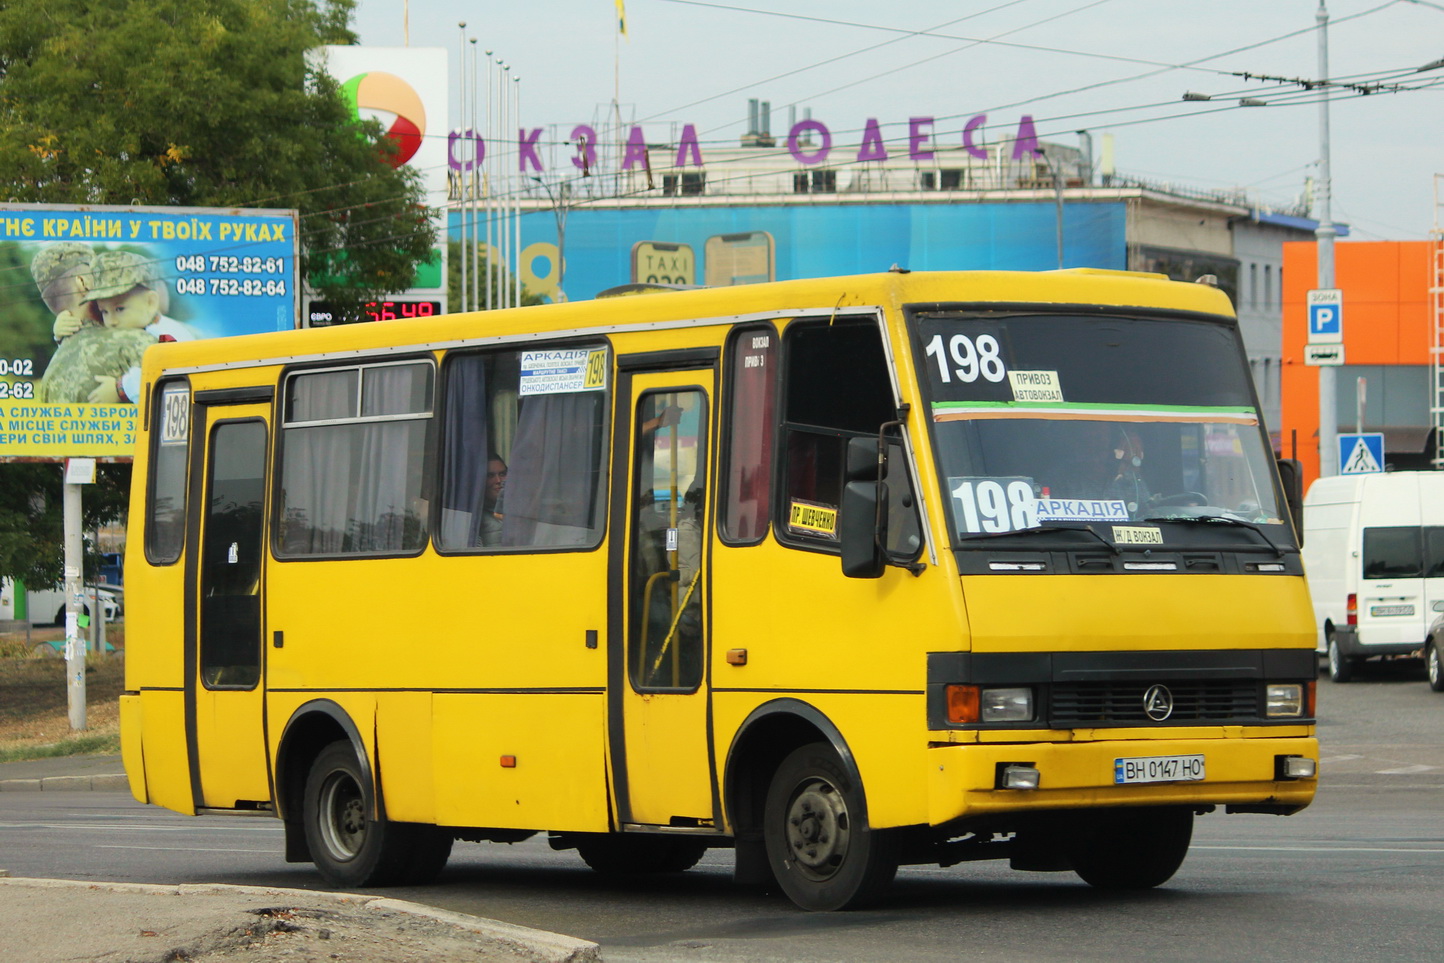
[[609, 368, 717, 828], [186, 402, 272, 810]]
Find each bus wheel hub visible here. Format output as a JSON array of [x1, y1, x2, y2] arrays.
[[785, 779, 850, 875]]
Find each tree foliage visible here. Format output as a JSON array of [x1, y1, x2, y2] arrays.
[[0, 463, 131, 590], [0, 0, 435, 315]]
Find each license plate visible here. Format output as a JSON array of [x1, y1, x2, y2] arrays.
[[1369, 604, 1414, 617], [1114, 754, 1205, 785]]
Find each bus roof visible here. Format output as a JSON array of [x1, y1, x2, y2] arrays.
[[142, 269, 1236, 380]]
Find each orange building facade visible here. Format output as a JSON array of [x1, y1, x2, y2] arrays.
[[1280, 240, 1435, 487]]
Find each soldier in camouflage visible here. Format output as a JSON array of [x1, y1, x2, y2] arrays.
[[29, 241, 96, 332], [36, 249, 163, 405]]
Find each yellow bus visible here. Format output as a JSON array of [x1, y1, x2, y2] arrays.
[[121, 269, 1318, 911]]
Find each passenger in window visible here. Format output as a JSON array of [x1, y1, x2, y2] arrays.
[[1070, 423, 1151, 515], [641, 403, 683, 436], [480, 454, 507, 546]]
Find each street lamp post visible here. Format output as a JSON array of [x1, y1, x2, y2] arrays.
[[1316, 0, 1340, 477], [531, 176, 568, 300]]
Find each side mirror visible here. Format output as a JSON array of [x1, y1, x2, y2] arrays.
[[841, 436, 888, 578], [1275, 457, 1303, 546]]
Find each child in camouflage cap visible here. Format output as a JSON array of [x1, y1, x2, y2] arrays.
[[36, 249, 197, 404], [78, 250, 198, 403]]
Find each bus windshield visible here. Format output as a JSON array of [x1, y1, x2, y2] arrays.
[[909, 309, 1289, 547]]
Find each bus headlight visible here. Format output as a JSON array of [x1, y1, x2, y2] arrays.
[[1265, 683, 1307, 717], [944, 685, 1035, 724], [980, 687, 1034, 723]]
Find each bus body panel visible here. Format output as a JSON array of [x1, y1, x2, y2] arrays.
[[432, 692, 611, 831], [374, 690, 437, 823], [711, 690, 931, 829], [708, 541, 962, 692], [962, 575, 1316, 654], [132, 689, 193, 814]]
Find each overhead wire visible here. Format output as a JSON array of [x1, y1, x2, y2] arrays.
[[5, 1, 1437, 299]]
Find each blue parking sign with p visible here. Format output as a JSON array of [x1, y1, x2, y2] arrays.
[[1307, 289, 1343, 343]]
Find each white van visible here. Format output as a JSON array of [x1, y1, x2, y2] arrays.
[[1302, 471, 1444, 681], [0, 578, 118, 626]]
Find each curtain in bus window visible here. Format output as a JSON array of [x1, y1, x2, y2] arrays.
[[722, 329, 775, 541], [280, 368, 428, 556], [438, 356, 490, 548], [500, 392, 602, 547]]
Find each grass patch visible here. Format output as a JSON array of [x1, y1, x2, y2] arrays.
[[0, 731, 121, 763]]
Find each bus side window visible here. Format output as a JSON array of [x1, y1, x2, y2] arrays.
[[276, 361, 433, 558], [147, 380, 191, 565], [437, 344, 609, 551], [777, 319, 896, 547], [719, 325, 776, 543]]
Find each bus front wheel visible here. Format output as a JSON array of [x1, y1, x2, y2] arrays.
[[302, 742, 452, 887], [763, 743, 898, 911], [1067, 807, 1192, 889]]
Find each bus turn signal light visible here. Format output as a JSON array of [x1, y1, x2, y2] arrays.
[[946, 685, 980, 724]]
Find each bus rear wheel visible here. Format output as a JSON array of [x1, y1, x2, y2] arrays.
[[303, 742, 452, 887], [763, 743, 898, 911], [1066, 807, 1193, 890], [575, 835, 708, 874]]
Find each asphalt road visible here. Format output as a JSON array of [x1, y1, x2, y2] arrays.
[[2, 663, 1440, 962]]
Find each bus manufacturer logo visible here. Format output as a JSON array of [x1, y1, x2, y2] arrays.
[[1143, 684, 1174, 721]]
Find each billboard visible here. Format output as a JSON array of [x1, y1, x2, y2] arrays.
[[0, 203, 298, 458], [309, 46, 448, 321], [489, 200, 1129, 304]]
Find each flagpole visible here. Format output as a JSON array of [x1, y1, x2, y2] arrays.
[[457, 22, 467, 311]]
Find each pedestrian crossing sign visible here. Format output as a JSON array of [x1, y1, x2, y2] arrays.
[[1339, 433, 1384, 475]]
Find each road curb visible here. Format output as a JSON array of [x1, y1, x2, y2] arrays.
[[0, 878, 600, 963], [0, 773, 129, 792]]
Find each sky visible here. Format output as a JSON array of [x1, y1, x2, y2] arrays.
[[350, 0, 1444, 240]]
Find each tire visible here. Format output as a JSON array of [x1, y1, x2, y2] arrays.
[[52, 604, 91, 627], [1067, 807, 1193, 890], [1327, 636, 1355, 683], [1427, 642, 1444, 693], [575, 835, 708, 874], [302, 741, 451, 887], [763, 743, 898, 911]]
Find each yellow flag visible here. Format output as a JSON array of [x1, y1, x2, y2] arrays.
[[616, 0, 627, 36]]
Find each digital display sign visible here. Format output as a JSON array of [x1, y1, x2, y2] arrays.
[[306, 299, 444, 326]]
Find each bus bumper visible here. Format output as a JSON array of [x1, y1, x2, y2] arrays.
[[926, 733, 1319, 825]]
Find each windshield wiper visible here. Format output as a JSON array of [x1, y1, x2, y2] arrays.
[[1141, 513, 1286, 558], [958, 523, 1119, 555]]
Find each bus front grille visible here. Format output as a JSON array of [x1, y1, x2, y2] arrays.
[[1049, 681, 1261, 725]]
